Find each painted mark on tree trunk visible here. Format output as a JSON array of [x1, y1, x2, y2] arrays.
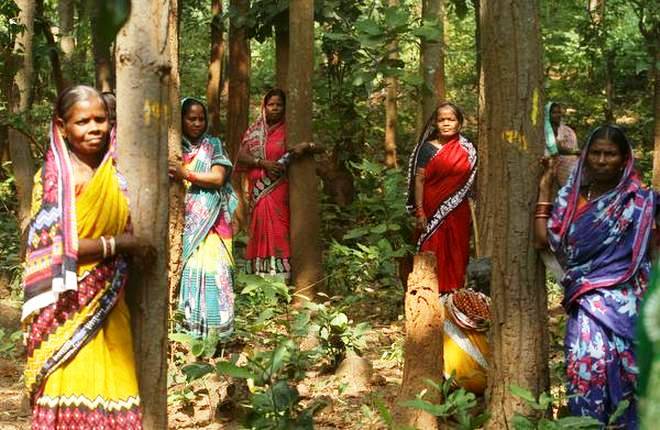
[[144, 100, 170, 126], [502, 130, 528, 151], [531, 88, 540, 126]]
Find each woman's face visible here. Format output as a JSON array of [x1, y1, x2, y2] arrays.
[[58, 96, 109, 157], [586, 138, 626, 183], [550, 105, 562, 126], [435, 107, 461, 140], [183, 104, 206, 140], [265, 95, 284, 124]]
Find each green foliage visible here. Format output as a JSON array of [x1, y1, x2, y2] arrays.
[[509, 384, 616, 429], [0, 163, 21, 295], [93, 0, 131, 51], [400, 377, 489, 430], [0, 327, 22, 358]]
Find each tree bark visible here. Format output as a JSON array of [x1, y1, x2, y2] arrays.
[[604, 49, 615, 122], [652, 46, 660, 189], [275, 15, 289, 91], [58, 0, 75, 80], [206, 0, 224, 136], [226, 0, 250, 159], [288, 0, 321, 301], [420, 0, 446, 124], [168, 0, 185, 326], [383, 0, 399, 169], [478, 1, 549, 428], [9, 0, 37, 232], [395, 252, 443, 430], [115, 0, 175, 427], [90, 0, 115, 92]]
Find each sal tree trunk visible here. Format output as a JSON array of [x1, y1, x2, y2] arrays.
[[275, 15, 289, 91], [652, 46, 660, 189], [226, 0, 250, 159], [384, 0, 399, 168], [478, 1, 549, 428], [288, 0, 321, 300], [91, 0, 115, 92], [206, 0, 224, 136], [9, 0, 37, 232], [420, 0, 446, 123], [115, 0, 176, 427]]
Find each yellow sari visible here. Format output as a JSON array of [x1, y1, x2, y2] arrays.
[[24, 152, 142, 429]]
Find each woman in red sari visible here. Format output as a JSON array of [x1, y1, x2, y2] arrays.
[[406, 102, 477, 292], [237, 89, 314, 280]]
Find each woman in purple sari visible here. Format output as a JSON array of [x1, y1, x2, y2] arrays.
[[534, 125, 657, 427]]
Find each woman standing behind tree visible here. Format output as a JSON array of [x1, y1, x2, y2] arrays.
[[544, 101, 580, 186], [236, 88, 315, 281], [406, 101, 477, 292], [23, 85, 143, 428], [535, 125, 657, 427], [169, 98, 237, 339]]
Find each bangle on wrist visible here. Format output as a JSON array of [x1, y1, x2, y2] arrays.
[[255, 158, 262, 167], [100, 236, 108, 259], [109, 236, 116, 257]]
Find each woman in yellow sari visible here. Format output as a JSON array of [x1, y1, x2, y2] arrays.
[[22, 85, 143, 429]]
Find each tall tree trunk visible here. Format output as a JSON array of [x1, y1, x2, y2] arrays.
[[9, 0, 37, 232], [58, 0, 75, 80], [226, 0, 250, 159], [115, 0, 175, 426], [288, 0, 321, 301], [478, 1, 549, 428], [168, 0, 185, 326], [36, 0, 67, 94], [650, 45, 660, 189], [206, 0, 224, 136], [383, 0, 399, 169], [275, 15, 289, 91], [604, 49, 615, 122], [90, 0, 115, 92], [420, 0, 446, 124]]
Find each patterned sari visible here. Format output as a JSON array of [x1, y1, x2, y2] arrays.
[[637, 267, 660, 429], [406, 129, 477, 292], [178, 125, 237, 339], [23, 125, 142, 429], [239, 108, 292, 279], [547, 127, 656, 427]]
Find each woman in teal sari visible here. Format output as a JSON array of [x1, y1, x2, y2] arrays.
[[169, 98, 237, 339]]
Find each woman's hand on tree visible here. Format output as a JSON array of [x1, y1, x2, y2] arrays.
[[261, 160, 284, 179], [115, 233, 157, 262], [539, 156, 557, 190], [291, 141, 320, 156], [168, 160, 186, 182]]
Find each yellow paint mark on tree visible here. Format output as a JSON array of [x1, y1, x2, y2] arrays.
[[531, 88, 540, 126], [503, 130, 528, 151], [143, 100, 170, 126]]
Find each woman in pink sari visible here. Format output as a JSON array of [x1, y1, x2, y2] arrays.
[[236, 89, 314, 280]]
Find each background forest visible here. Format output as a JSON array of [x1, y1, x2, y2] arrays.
[[0, 0, 658, 429]]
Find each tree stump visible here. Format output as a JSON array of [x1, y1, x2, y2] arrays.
[[395, 252, 444, 430]]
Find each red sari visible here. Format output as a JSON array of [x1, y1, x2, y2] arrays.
[[408, 135, 477, 292], [242, 121, 291, 278]]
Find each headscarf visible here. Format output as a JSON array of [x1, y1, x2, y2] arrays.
[[544, 102, 559, 155], [547, 125, 656, 307], [22, 124, 119, 320], [238, 89, 286, 166]]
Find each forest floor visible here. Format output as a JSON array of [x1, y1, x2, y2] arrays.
[[0, 282, 566, 430]]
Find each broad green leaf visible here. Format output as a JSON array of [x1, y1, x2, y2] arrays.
[[182, 362, 214, 382], [215, 361, 256, 379]]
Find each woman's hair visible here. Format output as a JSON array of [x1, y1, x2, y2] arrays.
[[181, 98, 207, 118], [264, 88, 286, 107], [55, 85, 106, 121], [588, 125, 630, 158], [435, 101, 464, 126], [549, 102, 561, 113]]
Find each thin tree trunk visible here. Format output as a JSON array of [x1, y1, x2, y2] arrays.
[[58, 0, 75, 80], [420, 0, 446, 123], [478, 1, 549, 428], [115, 0, 175, 426], [9, 0, 37, 232], [395, 253, 443, 429], [36, 0, 67, 94], [168, 0, 185, 327], [384, 0, 398, 169], [650, 46, 660, 189], [90, 0, 115, 92], [206, 0, 224, 136], [275, 16, 289, 91], [604, 50, 615, 122], [288, 0, 321, 301], [226, 0, 250, 159]]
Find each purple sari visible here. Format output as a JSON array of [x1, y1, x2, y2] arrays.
[[547, 127, 656, 427]]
